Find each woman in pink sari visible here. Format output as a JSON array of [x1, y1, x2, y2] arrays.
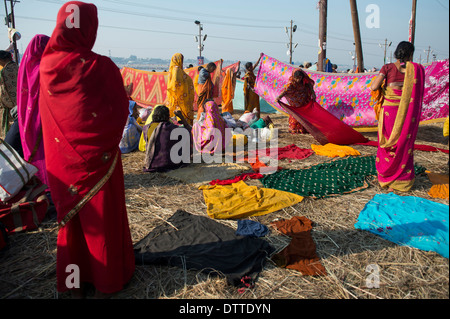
[[17, 34, 50, 189], [192, 99, 231, 155], [371, 41, 425, 192]]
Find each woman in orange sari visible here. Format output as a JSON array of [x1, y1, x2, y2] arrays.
[[221, 66, 239, 114], [371, 41, 425, 192], [196, 62, 216, 119], [39, 1, 135, 298], [243, 54, 262, 117], [167, 53, 195, 125]]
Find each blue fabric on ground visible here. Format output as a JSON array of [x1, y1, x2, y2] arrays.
[[236, 220, 269, 237], [355, 192, 449, 258]]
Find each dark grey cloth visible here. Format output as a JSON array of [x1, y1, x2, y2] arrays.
[[134, 210, 274, 286]]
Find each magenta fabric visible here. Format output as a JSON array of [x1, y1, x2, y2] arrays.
[[17, 34, 50, 189], [254, 54, 449, 128], [209, 172, 264, 185], [422, 60, 449, 123]]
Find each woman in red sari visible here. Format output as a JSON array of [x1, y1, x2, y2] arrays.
[[39, 1, 135, 297], [276, 68, 367, 145], [371, 41, 425, 192]]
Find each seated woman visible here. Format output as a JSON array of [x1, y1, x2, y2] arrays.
[[276, 68, 367, 145], [143, 104, 192, 172], [192, 99, 232, 156], [119, 100, 143, 154]]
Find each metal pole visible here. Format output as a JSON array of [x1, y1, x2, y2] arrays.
[[289, 20, 293, 64], [317, 0, 327, 72], [425, 46, 431, 63], [198, 23, 202, 61], [10, 0, 19, 63]]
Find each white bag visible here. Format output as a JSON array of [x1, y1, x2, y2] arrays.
[[0, 138, 38, 202]]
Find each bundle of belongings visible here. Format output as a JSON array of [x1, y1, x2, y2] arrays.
[[0, 139, 49, 248]]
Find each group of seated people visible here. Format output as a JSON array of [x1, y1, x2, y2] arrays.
[[120, 99, 273, 173]]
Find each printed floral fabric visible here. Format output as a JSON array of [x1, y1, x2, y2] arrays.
[[254, 55, 449, 129]]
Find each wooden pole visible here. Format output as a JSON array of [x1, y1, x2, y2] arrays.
[[410, 0, 417, 45], [317, 0, 327, 71], [349, 0, 364, 72]]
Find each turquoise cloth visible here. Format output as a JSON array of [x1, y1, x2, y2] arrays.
[[355, 193, 449, 258], [250, 118, 266, 129]]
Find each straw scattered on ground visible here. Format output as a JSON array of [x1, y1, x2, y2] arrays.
[[0, 110, 448, 299]]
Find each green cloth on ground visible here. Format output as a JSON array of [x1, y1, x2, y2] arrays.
[[250, 118, 266, 129], [260, 156, 426, 199]]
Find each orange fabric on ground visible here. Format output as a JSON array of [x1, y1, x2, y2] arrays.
[[271, 216, 327, 276], [426, 171, 449, 200]]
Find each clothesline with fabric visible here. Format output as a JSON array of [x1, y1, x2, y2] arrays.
[[121, 61, 240, 109], [254, 55, 449, 131]]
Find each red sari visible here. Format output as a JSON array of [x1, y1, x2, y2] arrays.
[[39, 2, 135, 294], [279, 69, 368, 145]]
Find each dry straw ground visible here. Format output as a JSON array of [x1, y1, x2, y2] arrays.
[[0, 110, 448, 299]]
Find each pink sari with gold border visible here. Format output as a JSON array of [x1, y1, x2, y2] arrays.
[[376, 62, 425, 191]]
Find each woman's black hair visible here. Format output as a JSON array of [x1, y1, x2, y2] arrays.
[[0, 50, 12, 61], [394, 41, 415, 68], [152, 105, 170, 123], [206, 62, 216, 71], [245, 62, 253, 71]]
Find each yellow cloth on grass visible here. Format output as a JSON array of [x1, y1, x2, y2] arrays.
[[199, 180, 304, 219], [311, 143, 360, 158]]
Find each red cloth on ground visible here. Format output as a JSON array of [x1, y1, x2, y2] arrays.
[[355, 140, 449, 154], [271, 216, 327, 276], [39, 2, 135, 294], [209, 172, 264, 185], [256, 144, 314, 160]]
